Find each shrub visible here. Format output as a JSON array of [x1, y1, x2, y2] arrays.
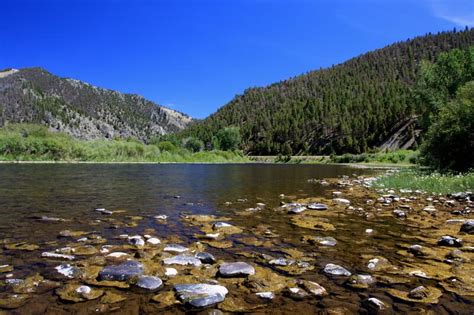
[[420, 81, 474, 172]]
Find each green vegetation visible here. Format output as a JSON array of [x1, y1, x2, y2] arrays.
[[0, 124, 249, 163], [182, 28, 474, 155], [212, 127, 242, 151], [329, 150, 418, 165], [414, 47, 474, 172], [374, 169, 474, 194]]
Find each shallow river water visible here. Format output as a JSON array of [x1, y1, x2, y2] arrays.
[[0, 164, 472, 314]]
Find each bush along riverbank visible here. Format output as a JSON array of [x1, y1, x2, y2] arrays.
[[0, 124, 249, 163]]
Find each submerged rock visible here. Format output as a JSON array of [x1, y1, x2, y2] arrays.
[[135, 275, 163, 291], [128, 235, 145, 247], [99, 261, 144, 281], [299, 280, 327, 297], [288, 206, 307, 214], [164, 244, 189, 253], [346, 274, 376, 289], [95, 208, 113, 215], [387, 286, 442, 304], [286, 287, 309, 300], [55, 264, 82, 279], [163, 255, 202, 266], [174, 283, 228, 308], [324, 263, 351, 276], [307, 203, 328, 211], [333, 198, 351, 206], [363, 297, 388, 312], [41, 252, 75, 260], [56, 284, 104, 302], [256, 292, 275, 299], [0, 293, 29, 309], [460, 220, 474, 234], [219, 262, 255, 277], [313, 236, 337, 247], [437, 236, 463, 247], [196, 252, 216, 264]]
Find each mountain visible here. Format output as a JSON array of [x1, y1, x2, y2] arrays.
[[0, 68, 192, 141], [182, 28, 474, 155]]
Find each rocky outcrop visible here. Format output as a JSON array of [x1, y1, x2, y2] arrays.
[[0, 68, 192, 141]]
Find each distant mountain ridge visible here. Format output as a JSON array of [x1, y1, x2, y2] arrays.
[[182, 28, 474, 155], [0, 67, 192, 141]]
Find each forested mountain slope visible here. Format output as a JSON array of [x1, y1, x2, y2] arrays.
[[0, 68, 192, 141], [182, 28, 474, 155]]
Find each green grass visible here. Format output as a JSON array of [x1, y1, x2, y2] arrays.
[[329, 150, 418, 165], [0, 124, 250, 163], [374, 168, 474, 194]]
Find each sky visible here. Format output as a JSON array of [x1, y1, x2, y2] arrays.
[[1, 0, 473, 118]]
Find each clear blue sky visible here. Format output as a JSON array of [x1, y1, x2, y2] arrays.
[[1, 0, 473, 118]]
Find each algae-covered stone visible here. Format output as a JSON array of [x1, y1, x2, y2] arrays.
[[151, 291, 177, 308], [291, 216, 335, 231], [387, 286, 442, 304], [4, 243, 39, 251], [0, 294, 29, 309], [299, 280, 327, 297], [100, 291, 126, 304], [56, 284, 104, 302]]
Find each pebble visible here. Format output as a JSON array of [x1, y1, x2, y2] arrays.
[[147, 238, 161, 245], [256, 292, 275, 299], [195, 252, 216, 264], [136, 275, 163, 291], [460, 220, 474, 234], [174, 283, 228, 308], [163, 244, 189, 253], [333, 198, 351, 206], [307, 203, 328, 210], [128, 235, 145, 247], [437, 236, 463, 247], [165, 268, 178, 277], [99, 261, 144, 281], [42, 252, 75, 260], [163, 255, 202, 266], [95, 208, 113, 215], [219, 262, 255, 277], [324, 263, 351, 276]]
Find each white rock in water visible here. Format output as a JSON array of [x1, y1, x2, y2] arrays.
[[95, 208, 113, 215], [107, 252, 130, 258], [55, 264, 78, 278], [164, 244, 189, 253], [42, 252, 75, 260], [332, 191, 342, 197], [365, 229, 374, 234], [333, 198, 351, 206], [213, 222, 233, 229], [76, 285, 91, 295], [256, 292, 274, 299], [163, 255, 202, 266], [147, 238, 161, 245], [128, 235, 145, 247], [165, 267, 178, 276]]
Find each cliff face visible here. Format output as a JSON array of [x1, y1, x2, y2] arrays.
[[0, 67, 192, 141]]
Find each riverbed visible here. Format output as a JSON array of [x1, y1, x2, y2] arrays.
[[0, 164, 472, 314]]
